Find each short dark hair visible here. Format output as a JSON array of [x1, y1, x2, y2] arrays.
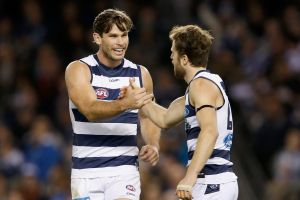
[[169, 25, 214, 67], [93, 9, 133, 36]]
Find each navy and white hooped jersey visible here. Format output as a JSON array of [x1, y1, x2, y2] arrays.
[[69, 54, 143, 178], [185, 70, 237, 184]]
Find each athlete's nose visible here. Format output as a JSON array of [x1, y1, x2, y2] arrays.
[[116, 36, 125, 46]]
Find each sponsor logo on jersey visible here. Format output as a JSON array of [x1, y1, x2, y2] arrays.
[[126, 185, 136, 192], [109, 78, 119, 82], [95, 88, 109, 99]]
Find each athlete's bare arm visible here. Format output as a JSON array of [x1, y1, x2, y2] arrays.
[[138, 66, 161, 166], [140, 95, 185, 129], [65, 61, 153, 121], [176, 78, 220, 200]]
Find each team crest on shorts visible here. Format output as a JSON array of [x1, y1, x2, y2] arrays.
[[126, 185, 136, 192], [95, 88, 109, 99]]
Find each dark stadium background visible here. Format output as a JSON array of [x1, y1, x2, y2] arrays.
[[0, 0, 300, 199]]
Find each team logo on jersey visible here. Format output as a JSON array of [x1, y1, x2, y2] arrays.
[[223, 133, 233, 148], [95, 88, 109, 99], [184, 107, 189, 117], [126, 185, 136, 192]]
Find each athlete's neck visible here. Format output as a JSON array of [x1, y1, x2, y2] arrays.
[[96, 51, 122, 68], [184, 66, 206, 83]]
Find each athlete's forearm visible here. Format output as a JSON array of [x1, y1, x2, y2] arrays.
[[79, 99, 127, 121], [187, 129, 217, 176], [139, 113, 161, 149], [141, 96, 185, 128], [141, 102, 168, 128]]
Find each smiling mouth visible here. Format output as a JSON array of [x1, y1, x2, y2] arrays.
[[113, 48, 125, 54]]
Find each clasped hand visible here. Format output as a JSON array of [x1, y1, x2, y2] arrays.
[[139, 145, 159, 166], [118, 78, 153, 109]]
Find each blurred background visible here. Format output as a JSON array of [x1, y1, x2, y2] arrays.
[[0, 0, 300, 199]]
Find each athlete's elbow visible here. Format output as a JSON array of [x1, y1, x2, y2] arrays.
[[149, 120, 167, 129], [159, 123, 168, 129], [164, 117, 181, 129], [158, 117, 170, 129], [85, 112, 97, 121], [163, 121, 173, 129], [79, 107, 97, 121]]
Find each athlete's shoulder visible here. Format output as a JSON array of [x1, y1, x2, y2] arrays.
[[190, 77, 218, 92], [65, 59, 92, 83], [66, 60, 89, 72], [138, 64, 149, 73]]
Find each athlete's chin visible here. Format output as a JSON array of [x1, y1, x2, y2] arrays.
[[112, 54, 125, 61], [112, 50, 126, 58]]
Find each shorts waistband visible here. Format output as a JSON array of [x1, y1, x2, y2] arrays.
[[197, 166, 233, 178]]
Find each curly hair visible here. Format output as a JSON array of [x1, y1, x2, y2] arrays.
[[169, 25, 214, 67], [93, 9, 133, 36]]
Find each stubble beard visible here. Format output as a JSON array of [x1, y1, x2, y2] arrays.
[[102, 45, 126, 63], [174, 65, 185, 80], [103, 48, 122, 61]]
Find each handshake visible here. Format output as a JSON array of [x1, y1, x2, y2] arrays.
[[118, 77, 154, 110]]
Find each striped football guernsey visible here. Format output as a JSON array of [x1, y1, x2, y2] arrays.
[[69, 54, 142, 178], [185, 70, 237, 184]]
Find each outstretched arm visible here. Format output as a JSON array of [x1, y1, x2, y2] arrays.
[[141, 96, 185, 129], [65, 61, 153, 121]]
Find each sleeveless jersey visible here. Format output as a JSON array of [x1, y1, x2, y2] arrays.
[[69, 54, 143, 178], [185, 70, 237, 184]]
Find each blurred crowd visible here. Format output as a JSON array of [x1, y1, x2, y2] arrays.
[[0, 0, 300, 199]]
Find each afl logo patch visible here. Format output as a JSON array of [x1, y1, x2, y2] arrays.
[[95, 88, 109, 99], [126, 185, 136, 192]]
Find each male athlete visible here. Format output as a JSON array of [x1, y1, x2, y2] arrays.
[[136, 25, 238, 199], [65, 9, 161, 200]]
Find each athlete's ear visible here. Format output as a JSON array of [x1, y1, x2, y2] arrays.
[[93, 32, 101, 45], [180, 55, 189, 66]]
